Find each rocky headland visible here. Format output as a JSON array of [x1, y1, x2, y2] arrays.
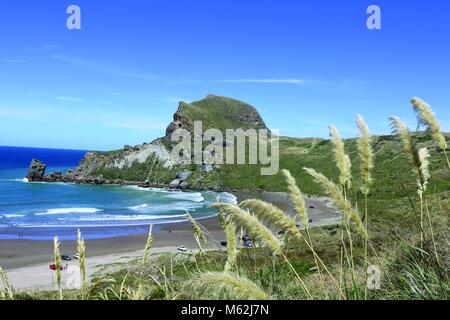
[[26, 94, 269, 191]]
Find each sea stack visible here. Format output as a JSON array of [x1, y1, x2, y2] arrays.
[[27, 159, 46, 181]]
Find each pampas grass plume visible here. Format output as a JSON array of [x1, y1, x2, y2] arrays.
[[77, 229, 86, 287], [329, 125, 352, 188], [303, 168, 368, 239], [211, 203, 283, 255], [356, 114, 374, 195], [411, 97, 447, 150], [186, 271, 268, 300], [282, 169, 309, 229], [53, 235, 63, 300], [0, 266, 14, 300]]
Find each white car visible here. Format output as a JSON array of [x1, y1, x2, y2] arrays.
[[177, 245, 187, 252], [73, 253, 80, 260]]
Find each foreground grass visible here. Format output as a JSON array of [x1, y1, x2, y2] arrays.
[[1, 97, 449, 300]]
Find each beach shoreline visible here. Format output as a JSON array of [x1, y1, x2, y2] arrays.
[[2, 190, 340, 289]]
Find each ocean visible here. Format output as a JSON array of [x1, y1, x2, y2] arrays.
[[0, 146, 236, 240]]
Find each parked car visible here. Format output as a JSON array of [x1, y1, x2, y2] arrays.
[[220, 241, 227, 247], [61, 255, 71, 261], [49, 264, 66, 271], [73, 253, 80, 260], [243, 241, 253, 248], [177, 245, 187, 252]]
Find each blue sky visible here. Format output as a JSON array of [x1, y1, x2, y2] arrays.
[[0, 0, 449, 150]]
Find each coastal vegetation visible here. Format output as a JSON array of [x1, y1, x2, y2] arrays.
[[1, 97, 449, 300], [91, 97, 450, 197]]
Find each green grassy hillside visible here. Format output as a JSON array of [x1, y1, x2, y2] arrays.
[[171, 94, 268, 133], [93, 95, 450, 201], [184, 133, 450, 199]]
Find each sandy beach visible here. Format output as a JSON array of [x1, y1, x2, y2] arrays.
[[1, 191, 340, 290]]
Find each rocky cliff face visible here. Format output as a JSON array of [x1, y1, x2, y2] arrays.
[[64, 152, 110, 180], [33, 94, 270, 187], [60, 140, 174, 182], [165, 102, 193, 137]]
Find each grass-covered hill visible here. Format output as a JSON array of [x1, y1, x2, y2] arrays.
[[198, 133, 450, 198], [164, 94, 268, 138], [77, 94, 450, 202]]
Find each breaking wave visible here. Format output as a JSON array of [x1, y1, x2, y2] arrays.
[[34, 208, 103, 216]]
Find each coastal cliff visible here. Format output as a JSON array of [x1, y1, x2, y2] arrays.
[[26, 95, 450, 198], [28, 94, 270, 190]]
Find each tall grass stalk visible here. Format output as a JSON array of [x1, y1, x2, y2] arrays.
[[389, 116, 428, 191], [356, 114, 374, 198], [240, 198, 344, 298], [142, 224, 154, 266], [417, 148, 431, 249], [77, 229, 86, 290], [282, 169, 309, 229], [356, 114, 374, 299], [0, 266, 14, 300], [304, 168, 368, 240], [186, 272, 268, 300], [224, 218, 238, 272], [328, 125, 354, 296], [53, 236, 63, 300], [411, 97, 449, 168], [417, 149, 441, 269], [186, 211, 208, 252], [133, 224, 153, 299], [390, 116, 429, 247], [212, 202, 312, 299], [329, 125, 352, 191], [264, 170, 325, 296], [212, 203, 283, 255]]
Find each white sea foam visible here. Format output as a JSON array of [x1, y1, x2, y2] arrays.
[[0, 178, 29, 182], [15, 213, 218, 228], [125, 185, 170, 193], [129, 202, 203, 213], [165, 192, 204, 202], [218, 192, 238, 204], [34, 208, 103, 216], [2, 214, 26, 218], [59, 213, 188, 222], [8, 177, 73, 186]]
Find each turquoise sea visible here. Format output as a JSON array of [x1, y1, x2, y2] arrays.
[[0, 146, 236, 240]]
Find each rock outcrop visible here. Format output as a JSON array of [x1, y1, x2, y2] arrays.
[[165, 102, 193, 137], [27, 159, 46, 181], [65, 152, 109, 180], [108, 140, 173, 169], [36, 94, 272, 187], [168, 179, 182, 189], [176, 171, 193, 181]]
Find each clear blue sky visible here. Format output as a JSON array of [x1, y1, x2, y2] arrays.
[[0, 0, 449, 150]]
